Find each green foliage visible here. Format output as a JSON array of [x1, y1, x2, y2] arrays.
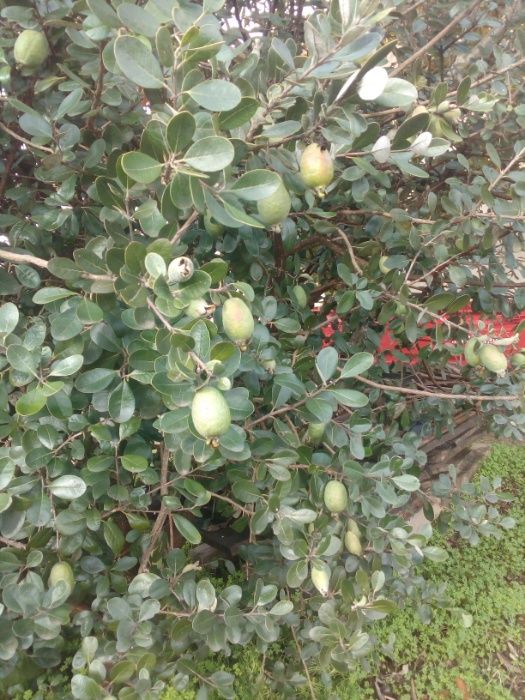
[[0, 0, 525, 697]]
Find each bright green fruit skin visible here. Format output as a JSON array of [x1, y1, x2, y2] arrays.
[[300, 144, 334, 188], [323, 480, 348, 513], [306, 422, 327, 444], [222, 297, 254, 343], [14, 30, 49, 67], [479, 345, 508, 374], [257, 180, 291, 226], [378, 256, 390, 274], [191, 387, 231, 438], [511, 352, 525, 368], [48, 561, 75, 595], [464, 337, 481, 367], [344, 530, 362, 556], [204, 213, 224, 238], [311, 566, 330, 596], [347, 518, 360, 537]]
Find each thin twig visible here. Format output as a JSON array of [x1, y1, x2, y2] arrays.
[[291, 626, 317, 700], [86, 41, 107, 132], [336, 227, 363, 275], [170, 211, 199, 245], [139, 443, 170, 573], [355, 374, 519, 403], [390, 0, 484, 77], [0, 536, 26, 550], [0, 247, 115, 282], [0, 121, 55, 153]]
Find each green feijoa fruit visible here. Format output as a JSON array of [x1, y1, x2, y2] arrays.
[[464, 337, 481, 367], [511, 352, 525, 368], [300, 143, 334, 188], [191, 386, 231, 439], [14, 30, 50, 68], [479, 344, 508, 375], [306, 422, 327, 445], [186, 298, 207, 318], [344, 530, 362, 556], [257, 180, 291, 226], [48, 561, 75, 596], [167, 256, 194, 284], [222, 297, 254, 343], [323, 480, 348, 513], [310, 564, 330, 596]]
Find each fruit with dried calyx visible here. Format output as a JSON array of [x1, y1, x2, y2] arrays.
[[167, 256, 194, 284], [464, 337, 481, 367], [261, 358, 276, 372], [479, 344, 508, 375], [257, 179, 291, 226], [323, 480, 348, 513], [204, 213, 224, 238], [191, 386, 231, 439], [300, 144, 334, 189], [311, 564, 330, 596], [511, 352, 525, 368], [48, 561, 75, 596], [14, 30, 49, 68], [222, 297, 254, 343]]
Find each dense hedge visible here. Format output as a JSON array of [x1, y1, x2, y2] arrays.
[[0, 0, 524, 697]]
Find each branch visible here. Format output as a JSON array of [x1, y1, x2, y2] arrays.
[[139, 443, 170, 573], [0, 247, 115, 282], [86, 41, 107, 132], [170, 211, 199, 245], [336, 227, 363, 275], [390, 0, 484, 77], [0, 121, 55, 154], [355, 375, 519, 403], [0, 536, 26, 550]]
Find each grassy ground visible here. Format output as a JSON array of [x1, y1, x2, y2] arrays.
[[164, 443, 525, 700], [12, 444, 525, 700]]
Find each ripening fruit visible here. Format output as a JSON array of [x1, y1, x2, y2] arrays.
[[204, 213, 224, 238], [347, 518, 360, 537], [378, 256, 391, 274], [186, 298, 207, 318], [257, 180, 291, 226], [511, 352, 525, 368], [323, 480, 348, 513], [167, 256, 194, 283], [300, 144, 334, 189], [261, 358, 276, 372], [310, 565, 330, 596], [306, 422, 327, 445], [464, 338, 481, 367], [479, 344, 508, 375], [48, 561, 75, 596], [222, 297, 254, 343], [191, 386, 231, 439], [344, 530, 363, 556], [14, 30, 50, 68]]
